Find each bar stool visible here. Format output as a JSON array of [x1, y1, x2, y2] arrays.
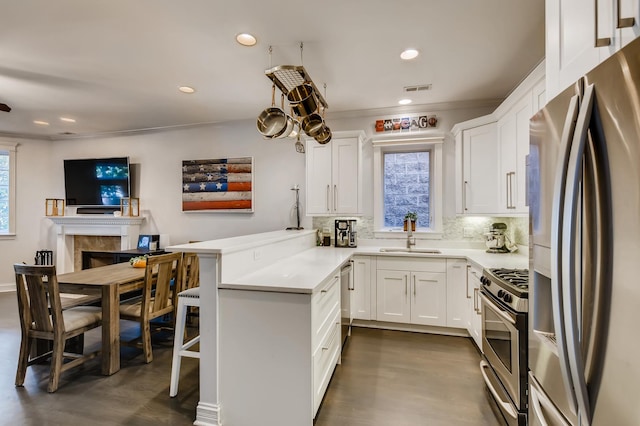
[[169, 287, 200, 397]]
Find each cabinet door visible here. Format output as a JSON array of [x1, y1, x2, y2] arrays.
[[410, 271, 447, 326], [619, 0, 640, 48], [376, 270, 410, 323], [497, 113, 517, 213], [305, 142, 332, 215], [446, 259, 468, 328], [546, 0, 611, 99], [352, 256, 371, 320], [466, 264, 483, 351], [332, 137, 360, 214], [462, 123, 499, 214]]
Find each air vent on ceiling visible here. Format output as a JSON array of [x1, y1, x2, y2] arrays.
[[403, 84, 432, 92]]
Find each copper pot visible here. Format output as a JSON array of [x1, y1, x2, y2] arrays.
[[301, 113, 324, 137], [314, 125, 332, 144]]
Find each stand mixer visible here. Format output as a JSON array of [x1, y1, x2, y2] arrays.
[[485, 222, 510, 253]]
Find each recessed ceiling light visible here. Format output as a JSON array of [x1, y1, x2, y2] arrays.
[[179, 86, 196, 94], [33, 120, 49, 126], [398, 99, 413, 105], [236, 33, 257, 47], [400, 49, 419, 60], [60, 117, 76, 123]]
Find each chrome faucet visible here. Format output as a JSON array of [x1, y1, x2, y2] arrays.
[[406, 220, 416, 249]]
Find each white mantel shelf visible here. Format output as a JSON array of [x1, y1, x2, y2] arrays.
[[48, 215, 145, 273], [47, 216, 145, 226]]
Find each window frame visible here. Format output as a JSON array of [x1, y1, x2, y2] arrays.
[[0, 141, 17, 239], [373, 136, 443, 239]]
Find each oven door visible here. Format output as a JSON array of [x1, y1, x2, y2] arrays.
[[479, 291, 523, 410]]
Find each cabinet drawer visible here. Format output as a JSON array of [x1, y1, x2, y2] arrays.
[[312, 273, 340, 347], [313, 309, 341, 417], [376, 256, 446, 273]]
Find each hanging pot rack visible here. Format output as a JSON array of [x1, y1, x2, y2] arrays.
[[264, 65, 329, 110]]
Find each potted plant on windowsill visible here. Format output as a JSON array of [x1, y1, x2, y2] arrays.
[[403, 211, 417, 232]]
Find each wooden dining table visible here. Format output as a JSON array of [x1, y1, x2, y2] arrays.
[[57, 262, 146, 375]]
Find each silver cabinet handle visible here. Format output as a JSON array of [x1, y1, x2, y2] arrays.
[[510, 172, 516, 209], [505, 173, 510, 209], [326, 185, 330, 212], [334, 184, 337, 212], [473, 288, 479, 312], [466, 265, 471, 299], [413, 275, 416, 296], [595, 0, 612, 46], [463, 180, 469, 211], [404, 275, 408, 295], [617, 0, 635, 28]]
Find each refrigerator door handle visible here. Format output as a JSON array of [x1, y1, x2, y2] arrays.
[[550, 93, 581, 412], [562, 84, 596, 426]]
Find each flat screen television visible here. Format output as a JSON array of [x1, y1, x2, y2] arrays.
[[64, 157, 131, 207]]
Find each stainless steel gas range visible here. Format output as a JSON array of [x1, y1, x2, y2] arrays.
[[478, 268, 529, 426]]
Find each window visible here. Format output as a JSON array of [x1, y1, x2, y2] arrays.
[[373, 136, 443, 237], [0, 142, 17, 237], [383, 151, 430, 228]]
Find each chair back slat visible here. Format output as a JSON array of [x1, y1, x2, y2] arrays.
[[141, 252, 181, 316], [181, 252, 200, 293], [14, 264, 63, 334]]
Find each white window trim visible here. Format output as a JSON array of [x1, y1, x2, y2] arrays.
[[0, 141, 17, 239], [372, 135, 444, 239]]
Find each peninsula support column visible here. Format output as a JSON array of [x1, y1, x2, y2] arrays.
[[194, 253, 221, 426]]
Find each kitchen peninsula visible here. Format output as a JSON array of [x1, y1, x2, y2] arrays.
[[167, 229, 527, 426]]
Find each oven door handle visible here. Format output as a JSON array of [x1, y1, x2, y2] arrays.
[[479, 292, 516, 325], [480, 360, 518, 419]]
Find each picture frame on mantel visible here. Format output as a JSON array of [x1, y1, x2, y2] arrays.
[[120, 197, 140, 217], [181, 157, 254, 213]]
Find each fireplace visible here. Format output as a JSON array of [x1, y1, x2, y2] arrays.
[[47, 216, 145, 273]]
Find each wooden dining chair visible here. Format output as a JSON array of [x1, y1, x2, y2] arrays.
[[119, 252, 182, 363], [13, 264, 102, 393]]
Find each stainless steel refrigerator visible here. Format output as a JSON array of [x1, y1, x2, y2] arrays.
[[529, 36, 640, 425]]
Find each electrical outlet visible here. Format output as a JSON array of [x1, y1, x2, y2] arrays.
[[463, 227, 474, 238]]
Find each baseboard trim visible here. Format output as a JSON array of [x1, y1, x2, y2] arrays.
[[0, 282, 15, 293], [352, 320, 469, 338], [194, 402, 221, 426]]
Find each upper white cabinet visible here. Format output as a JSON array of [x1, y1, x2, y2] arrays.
[[305, 130, 365, 216], [457, 122, 500, 215], [497, 93, 533, 214], [546, 0, 640, 99], [453, 62, 544, 216]]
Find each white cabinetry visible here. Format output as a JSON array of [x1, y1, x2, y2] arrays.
[[497, 93, 533, 214], [352, 255, 374, 320], [466, 263, 483, 350], [456, 122, 500, 214], [546, 0, 640, 99], [376, 257, 447, 327], [305, 130, 365, 216], [446, 259, 468, 328]]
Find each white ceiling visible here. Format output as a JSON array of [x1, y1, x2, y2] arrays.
[[0, 0, 545, 140]]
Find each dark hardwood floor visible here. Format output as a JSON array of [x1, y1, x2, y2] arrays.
[[315, 327, 501, 426], [0, 291, 501, 425]]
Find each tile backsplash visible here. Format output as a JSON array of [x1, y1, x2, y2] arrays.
[[312, 215, 529, 246]]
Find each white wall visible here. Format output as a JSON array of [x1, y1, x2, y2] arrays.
[[0, 103, 496, 286]]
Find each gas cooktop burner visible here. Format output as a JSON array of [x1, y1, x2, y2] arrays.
[[481, 268, 529, 312]]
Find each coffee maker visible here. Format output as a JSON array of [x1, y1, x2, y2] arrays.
[[484, 222, 510, 253], [335, 219, 357, 247]]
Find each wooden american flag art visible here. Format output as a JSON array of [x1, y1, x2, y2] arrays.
[[182, 157, 254, 212]]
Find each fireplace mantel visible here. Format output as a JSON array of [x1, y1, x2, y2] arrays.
[[48, 216, 145, 273]]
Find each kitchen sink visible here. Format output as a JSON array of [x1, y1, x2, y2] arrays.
[[379, 248, 441, 254]]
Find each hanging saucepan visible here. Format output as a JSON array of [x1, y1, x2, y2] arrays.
[[314, 125, 332, 145], [257, 85, 288, 138], [287, 83, 318, 118], [301, 111, 324, 137]]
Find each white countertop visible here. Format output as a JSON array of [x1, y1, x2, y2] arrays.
[[221, 247, 355, 294], [220, 244, 528, 295]]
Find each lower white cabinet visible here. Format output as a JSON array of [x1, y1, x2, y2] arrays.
[[446, 259, 468, 328], [466, 263, 483, 350], [352, 256, 372, 320], [376, 257, 447, 327]]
